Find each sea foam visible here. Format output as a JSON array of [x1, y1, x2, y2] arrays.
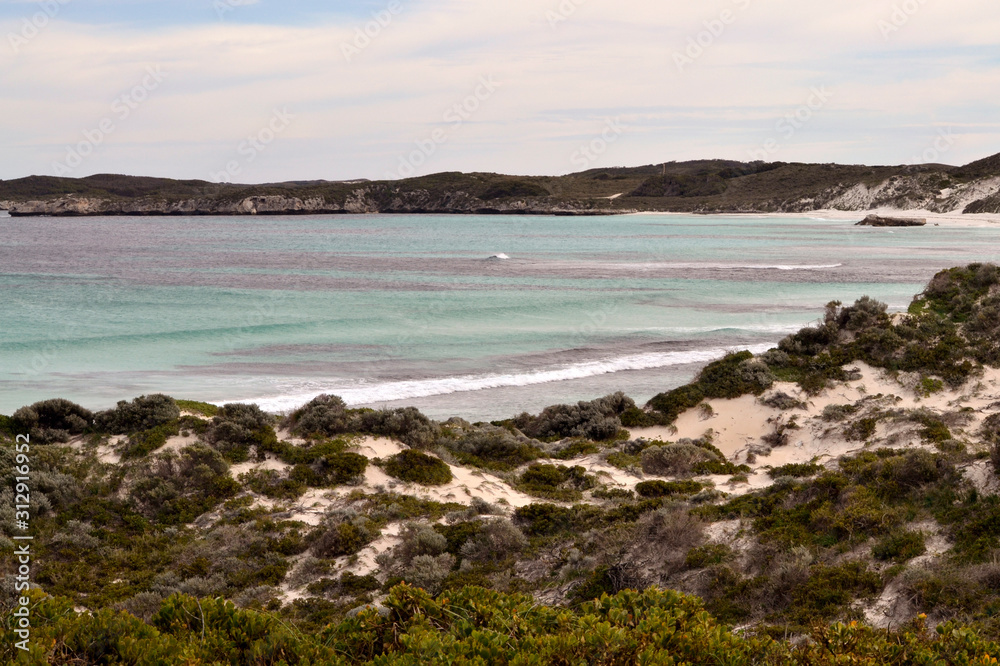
[[238, 343, 776, 412]]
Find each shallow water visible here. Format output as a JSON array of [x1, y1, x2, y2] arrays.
[[1, 213, 997, 420]]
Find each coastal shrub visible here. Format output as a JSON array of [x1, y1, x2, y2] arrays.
[[357, 407, 440, 448], [384, 449, 453, 485], [768, 462, 823, 478], [685, 543, 733, 569], [646, 352, 773, 423], [822, 404, 858, 422], [311, 515, 378, 557], [320, 452, 368, 485], [592, 487, 635, 501], [638, 507, 705, 571], [635, 480, 703, 498], [175, 399, 219, 417], [239, 468, 307, 500], [513, 394, 628, 442], [391, 524, 449, 569], [641, 442, 719, 477], [122, 420, 180, 458], [94, 394, 180, 434], [129, 444, 239, 524], [873, 529, 927, 563], [203, 403, 278, 463], [761, 392, 805, 410], [12, 398, 93, 443], [446, 425, 542, 470], [844, 417, 878, 441], [402, 553, 456, 594], [517, 463, 596, 501], [514, 503, 576, 536], [459, 520, 528, 563], [288, 394, 350, 437]]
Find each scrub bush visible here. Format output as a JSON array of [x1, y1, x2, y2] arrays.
[[384, 449, 453, 486]]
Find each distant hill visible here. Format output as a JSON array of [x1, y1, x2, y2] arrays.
[[2, 153, 1000, 216]]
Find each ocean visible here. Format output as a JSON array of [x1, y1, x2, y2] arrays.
[[1, 212, 997, 421]]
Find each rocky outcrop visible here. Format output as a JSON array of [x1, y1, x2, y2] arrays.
[[7, 189, 632, 217], [856, 214, 927, 227]]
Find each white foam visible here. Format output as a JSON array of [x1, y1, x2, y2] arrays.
[[229, 343, 776, 412]]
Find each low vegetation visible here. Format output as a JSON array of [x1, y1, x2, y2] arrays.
[[7, 264, 1000, 662]]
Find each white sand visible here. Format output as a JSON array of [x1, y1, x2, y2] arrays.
[[627, 362, 1000, 494]]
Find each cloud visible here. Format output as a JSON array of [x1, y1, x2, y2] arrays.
[[1, 0, 998, 181]]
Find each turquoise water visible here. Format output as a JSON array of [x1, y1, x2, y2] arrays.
[[1, 212, 997, 420]]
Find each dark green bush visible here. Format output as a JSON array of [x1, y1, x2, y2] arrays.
[[768, 463, 823, 478], [287, 393, 350, 437], [516, 464, 595, 501], [873, 529, 926, 563], [310, 517, 377, 557], [384, 449, 453, 486], [122, 420, 180, 459], [204, 403, 278, 463], [635, 480, 703, 498], [685, 543, 733, 568], [12, 398, 93, 443], [95, 394, 180, 434], [128, 444, 239, 525], [175, 399, 220, 417], [446, 425, 542, 470], [513, 392, 632, 442]]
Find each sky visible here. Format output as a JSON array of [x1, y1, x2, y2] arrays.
[[1, 0, 999, 183]]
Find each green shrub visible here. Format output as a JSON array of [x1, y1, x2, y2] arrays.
[[605, 451, 641, 470], [873, 529, 927, 563], [592, 487, 635, 501], [446, 425, 542, 470], [12, 398, 93, 443], [635, 480, 703, 498], [685, 543, 733, 568], [239, 468, 307, 500], [95, 394, 180, 434], [384, 449, 453, 485], [768, 463, 823, 478], [641, 442, 718, 477], [310, 516, 377, 557], [122, 420, 180, 458], [287, 394, 350, 438], [204, 403, 278, 463], [513, 392, 632, 442], [175, 399, 220, 417], [516, 464, 596, 501], [460, 520, 528, 563], [128, 444, 239, 525], [513, 503, 575, 536]]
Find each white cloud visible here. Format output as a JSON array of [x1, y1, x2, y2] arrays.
[[1, 0, 999, 181]]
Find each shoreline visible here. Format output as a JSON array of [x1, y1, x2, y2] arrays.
[[629, 208, 1000, 227]]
